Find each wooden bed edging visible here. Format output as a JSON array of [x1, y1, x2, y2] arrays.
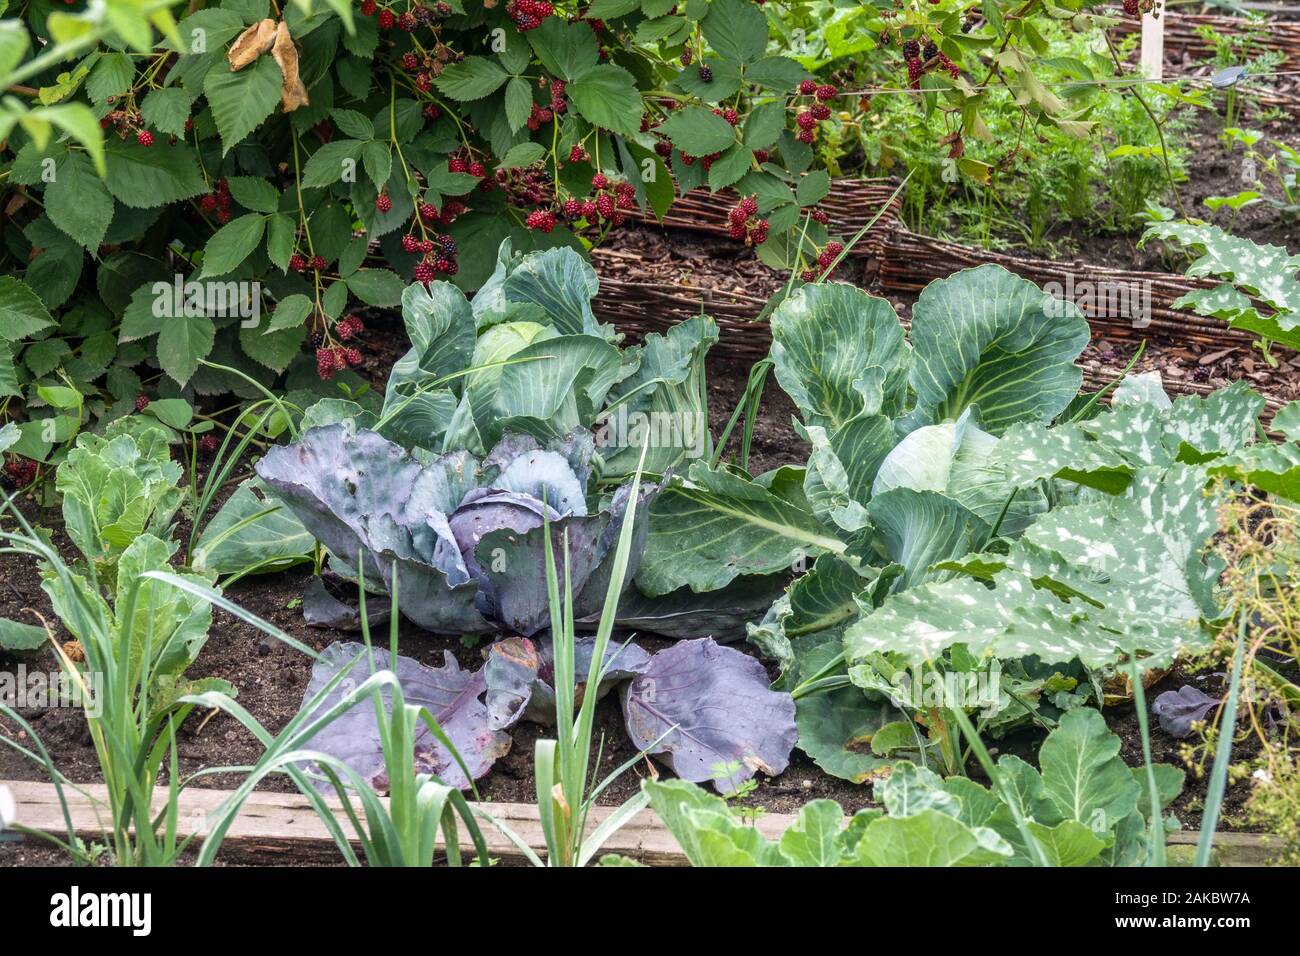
[[0, 780, 1282, 867]]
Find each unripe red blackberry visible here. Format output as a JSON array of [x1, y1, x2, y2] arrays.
[[739, 195, 758, 217], [796, 111, 817, 131], [402, 234, 420, 253], [378, 8, 395, 29], [815, 84, 836, 101], [402, 52, 419, 70], [469, 161, 486, 177], [361, 0, 376, 14], [414, 261, 435, 283], [798, 79, 817, 95], [568, 144, 588, 163], [134, 395, 150, 412], [591, 172, 608, 190], [563, 198, 583, 219], [448, 156, 468, 172], [525, 209, 557, 232], [397, 12, 416, 31], [817, 241, 844, 267], [419, 202, 438, 220], [375, 193, 392, 212], [343, 347, 362, 366], [136, 129, 153, 147], [596, 193, 615, 220], [198, 434, 220, 456], [199, 194, 218, 211], [680, 49, 692, 66], [811, 209, 829, 224], [289, 254, 307, 272], [311, 255, 327, 271], [316, 347, 336, 381]]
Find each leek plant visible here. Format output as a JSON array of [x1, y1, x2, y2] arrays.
[[0, 492, 487, 866], [263, 567, 491, 867], [484, 452, 662, 866]]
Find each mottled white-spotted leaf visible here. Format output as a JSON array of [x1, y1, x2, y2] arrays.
[[845, 465, 1223, 672], [1141, 220, 1300, 349], [992, 378, 1263, 492], [1209, 441, 1300, 500], [1111, 370, 1172, 411], [907, 264, 1089, 434], [1274, 401, 1300, 442]]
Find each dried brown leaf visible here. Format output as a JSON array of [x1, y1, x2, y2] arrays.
[[228, 18, 277, 71], [272, 20, 309, 112]]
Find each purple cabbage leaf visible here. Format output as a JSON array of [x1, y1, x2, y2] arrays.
[[298, 641, 511, 791], [483, 635, 652, 729], [1152, 684, 1221, 738], [621, 638, 798, 794]]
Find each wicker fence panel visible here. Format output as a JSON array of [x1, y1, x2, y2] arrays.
[[590, 225, 1288, 413], [1110, 10, 1300, 60], [626, 177, 904, 256], [876, 229, 1257, 350]]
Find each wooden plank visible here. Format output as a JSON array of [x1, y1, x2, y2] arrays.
[[1164, 830, 1282, 867], [2, 779, 1285, 866], [0, 780, 788, 866]]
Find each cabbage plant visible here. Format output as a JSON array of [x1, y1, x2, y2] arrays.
[[256, 424, 649, 637], [345, 241, 717, 481], [638, 264, 1300, 780]]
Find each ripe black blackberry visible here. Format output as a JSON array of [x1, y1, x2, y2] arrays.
[[697, 64, 712, 83], [923, 40, 939, 61], [902, 39, 919, 60]]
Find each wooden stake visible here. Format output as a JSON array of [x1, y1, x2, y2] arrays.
[[1141, 6, 1166, 79]]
